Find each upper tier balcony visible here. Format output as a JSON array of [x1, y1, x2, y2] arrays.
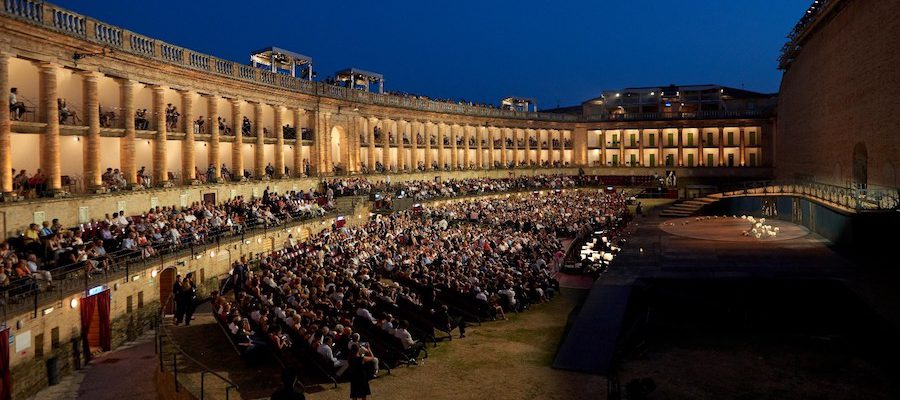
[[1, 0, 577, 122]]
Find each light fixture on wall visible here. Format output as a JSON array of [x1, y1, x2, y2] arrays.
[[70, 298, 79, 309]]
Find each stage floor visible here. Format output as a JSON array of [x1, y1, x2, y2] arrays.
[[659, 216, 809, 242]]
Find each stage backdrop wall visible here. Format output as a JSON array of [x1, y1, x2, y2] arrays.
[[709, 196, 897, 264]]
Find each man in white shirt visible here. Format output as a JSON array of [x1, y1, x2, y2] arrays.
[[393, 320, 423, 364], [355, 305, 377, 324], [317, 336, 349, 376], [115, 212, 129, 226]]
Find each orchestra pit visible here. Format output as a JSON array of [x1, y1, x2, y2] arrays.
[[0, 0, 899, 399]]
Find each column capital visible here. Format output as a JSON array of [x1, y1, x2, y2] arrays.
[[35, 61, 58, 72], [78, 70, 100, 80]]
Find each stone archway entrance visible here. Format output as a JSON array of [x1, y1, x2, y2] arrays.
[[331, 125, 343, 172], [852, 142, 867, 189]]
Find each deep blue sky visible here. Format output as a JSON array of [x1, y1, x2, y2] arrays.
[[53, 0, 809, 108]]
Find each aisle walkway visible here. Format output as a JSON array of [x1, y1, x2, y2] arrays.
[[29, 332, 158, 400]]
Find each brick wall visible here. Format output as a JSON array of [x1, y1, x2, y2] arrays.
[[776, 0, 900, 188]]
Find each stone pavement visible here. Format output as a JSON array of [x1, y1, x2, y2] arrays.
[[28, 332, 158, 400]]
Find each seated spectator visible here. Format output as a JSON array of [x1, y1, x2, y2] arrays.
[[318, 336, 349, 376]]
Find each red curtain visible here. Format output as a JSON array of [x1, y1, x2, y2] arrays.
[[97, 290, 111, 351], [0, 327, 11, 400], [80, 294, 97, 362]]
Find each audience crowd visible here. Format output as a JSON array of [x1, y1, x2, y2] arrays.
[[0, 188, 332, 296], [211, 188, 629, 388]]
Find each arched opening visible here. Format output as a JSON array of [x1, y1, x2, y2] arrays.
[[852, 142, 868, 189], [331, 125, 344, 173], [159, 266, 178, 315]]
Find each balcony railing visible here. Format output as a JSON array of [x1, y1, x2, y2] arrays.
[[584, 110, 770, 122], [1, 1, 576, 122], [719, 179, 900, 212]]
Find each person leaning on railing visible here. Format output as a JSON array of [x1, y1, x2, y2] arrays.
[[9, 88, 27, 121]]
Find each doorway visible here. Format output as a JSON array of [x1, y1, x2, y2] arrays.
[[80, 289, 111, 361], [331, 126, 344, 172], [159, 267, 177, 314], [203, 192, 216, 205]]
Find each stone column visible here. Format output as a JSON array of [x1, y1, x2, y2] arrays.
[[450, 124, 459, 170], [657, 129, 664, 166], [698, 128, 705, 166], [573, 127, 587, 167], [476, 126, 484, 169], [207, 95, 221, 182], [547, 129, 556, 166], [381, 118, 391, 171], [323, 112, 332, 175], [437, 123, 446, 169], [461, 125, 470, 169], [274, 105, 285, 177], [82, 71, 103, 191], [524, 129, 532, 166], [398, 120, 407, 171], [618, 130, 625, 167], [230, 98, 242, 180], [39, 63, 62, 192], [637, 129, 644, 167], [180, 90, 195, 183], [0, 54, 10, 196], [411, 120, 419, 171], [558, 130, 565, 166], [487, 127, 495, 169], [500, 128, 508, 167], [537, 129, 546, 167], [254, 102, 265, 179], [120, 79, 137, 186], [739, 127, 746, 166], [599, 130, 606, 166], [424, 121, 433, 170], [151, 85, 168, 186], [718, 127, 725, 166], [677, 128, 684, 167], [294, 108, 305, 176], [367, 117, 376, 172], [512, 128, 520, 166]]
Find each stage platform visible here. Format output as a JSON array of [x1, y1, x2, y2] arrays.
[[551, 209, 861, 376]]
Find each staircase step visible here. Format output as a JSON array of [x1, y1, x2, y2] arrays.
[[660, 212, 691, 217], [669, 205, 702, 211]]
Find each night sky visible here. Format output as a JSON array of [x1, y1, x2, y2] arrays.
[[51, 0, 810, 108]]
